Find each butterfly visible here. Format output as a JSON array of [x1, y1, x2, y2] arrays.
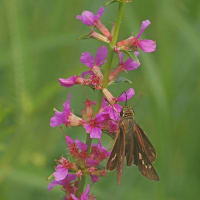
[[106, 105, 159, 184]]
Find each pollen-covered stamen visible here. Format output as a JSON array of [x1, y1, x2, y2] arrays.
[[91, 76, 100, 86], [89, 119, 99, 128], [68, 143, 79, 157], [62, 159, 73, 169]]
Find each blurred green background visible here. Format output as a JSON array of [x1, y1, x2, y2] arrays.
[[0, 0, 200, 199]]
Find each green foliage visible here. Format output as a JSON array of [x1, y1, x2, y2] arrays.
[[0, 0, 200, 199]]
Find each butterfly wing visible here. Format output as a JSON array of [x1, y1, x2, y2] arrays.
[[106, 130, 121, 171], [106, 128, 125, 184], [133, 124, 159, 181], [134, 123, 156, 162]]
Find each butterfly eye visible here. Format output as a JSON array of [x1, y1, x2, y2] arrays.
[[120, 110, 123, 116]]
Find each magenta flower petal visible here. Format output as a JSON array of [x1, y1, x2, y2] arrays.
[[117, 52, 140, 71], [81, 70, 93, 78], [92, 143, 110, 157], [137, 20, 151, 38], [80, 52, 94, 68], [48, 173, 76, 191], [83, 112, 106, 139], [117, 88, 135, 102], [113, 104, 122, 113], [76, 11, 97, 26], [138, 40, 156, 52], [48, 180, 59, 191], [91, 175, 99, 183], [95, 46, 108, 66], [75, 140, 88, 152], [86, 158, 99, 167], [50, 95, 72, 127], [83, 123, 92, 134], [123, 58, 140, 71], [53, 164, 68, 181], [50, 111, 65, 127], [103, 105, 120, 121], [81, 184, 90, 200], [71, 184, 90, 200], [63, 94, 72, 112], [76, 7, 104, 27], [95, 113, 106, 123], [59, 76, 77, 87], [71, 195, 78, 200], [96, 7, 104, 19], [65, 136, 74, 145], [108, 120, 118, 133], [90, 127, 102, 139]]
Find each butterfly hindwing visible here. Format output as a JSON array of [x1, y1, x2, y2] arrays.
[[133, 129, 159, 181]]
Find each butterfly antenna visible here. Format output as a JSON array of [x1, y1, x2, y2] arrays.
[[125, 91, 128, 106]]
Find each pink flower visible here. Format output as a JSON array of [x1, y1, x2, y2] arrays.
[[86, 143, 110, 167], [50, 95, 83, 127], [66, 136, 88, 153], [91, 175, 99, 183], [83, 113, 106, 139], [59, 75, 90, 88], [118, 52, 140, 71], [117, 88, 135, 102], [53, 164, 68, 181], [80, 46, 108, 68], [71, 184, 91, 200], [50, 94, 72, 127], [107, 120, 118, 133], [117, 20, 156, 53], [59, 76, 78, 87], [136, 20, 156, 52], [48, 173, 77, 191], [109, 53, 140, 82], [52, 157, 75, 182], [76, 8, 104, 27], [77, 7, 111, 40], [103, 104, 121, 121], [59, 47, 107, 90], [65, 136, 88, 159]]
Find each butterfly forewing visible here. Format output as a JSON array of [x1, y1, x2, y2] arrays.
[[106, 129, 126, 184], [134, 123, 156, 162]]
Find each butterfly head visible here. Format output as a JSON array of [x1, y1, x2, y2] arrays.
[[120, 105, 135, 118]]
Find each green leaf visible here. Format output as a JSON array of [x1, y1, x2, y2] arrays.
[[113, 76, 133, 84]]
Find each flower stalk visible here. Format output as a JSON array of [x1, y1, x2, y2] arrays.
[[103, 2, 125, 88], [48, 0, 157, 199], [78, 3, 126, 195]]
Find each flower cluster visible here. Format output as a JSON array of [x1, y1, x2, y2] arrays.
[[48, 136, 109, 199], [49, 2, 156, 199], [50, 88, 134, 139]]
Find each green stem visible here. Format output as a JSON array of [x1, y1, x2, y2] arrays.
[[103, 2, 125, 88], [77, 1, 126, 196]]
